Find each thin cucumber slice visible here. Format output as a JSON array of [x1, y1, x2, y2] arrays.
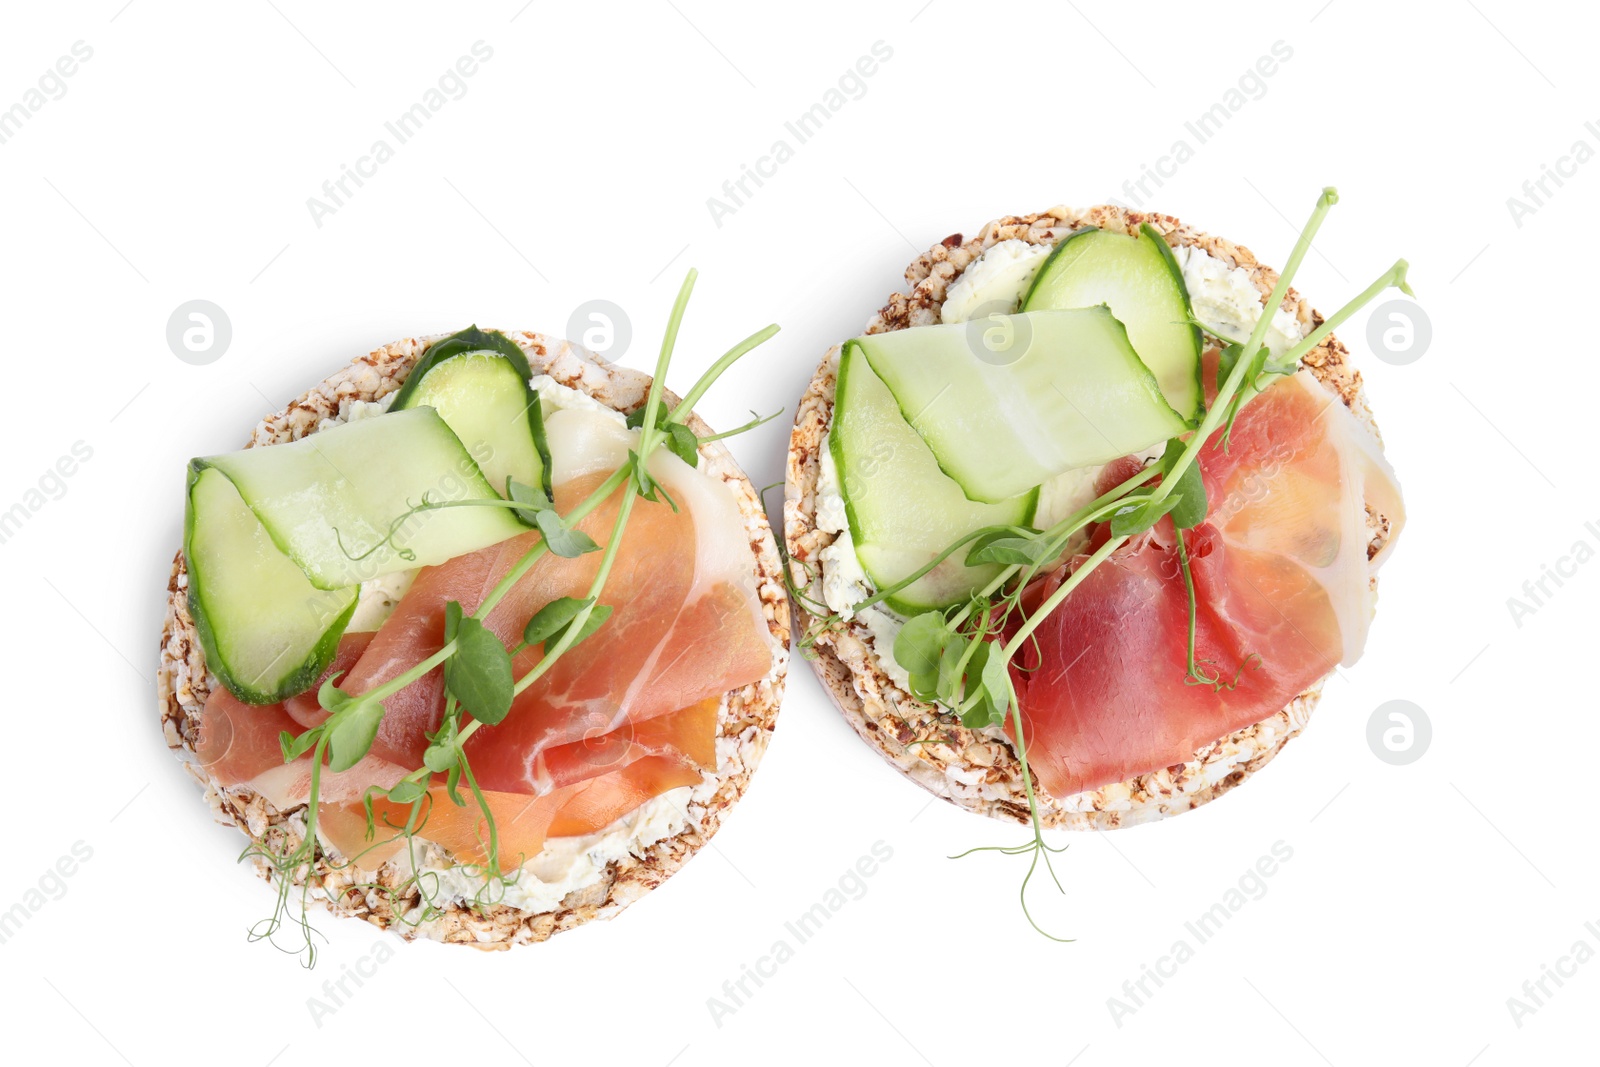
[[854, 307, 1188, 504], [1022, 224, 1204, 422], [832, 346, 1036, 613], [185, 465, 357, 704], [197, 406, 525, 589], [392, 327, 549, 500]]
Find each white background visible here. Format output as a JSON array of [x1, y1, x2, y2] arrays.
[[0, 1, 1593, 1064]]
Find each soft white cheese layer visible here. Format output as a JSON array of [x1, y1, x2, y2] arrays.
[[1174, 243, 1305, 357], [939, 239, 1053, 324], [348, 570, 416, 632], [814, 445, 871, 619], [531, 374, 628, 424], [317, 392, 396, 434], [396, 787, 694, 916]]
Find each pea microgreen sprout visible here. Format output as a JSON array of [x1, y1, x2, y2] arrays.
[[252, 271, 780, 966], [699, 408, 784, 443], [835, 187, 1416, 941]]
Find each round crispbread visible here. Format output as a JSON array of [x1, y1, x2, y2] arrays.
[[784, 205, 1395, 831], [157, 333, 790, 948]]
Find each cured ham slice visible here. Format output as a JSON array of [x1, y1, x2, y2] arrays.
[[317, 754, 703, 873], [202, 682, 709, 872], [197, 680, 409, 810], [546, 755, 701, 838], [198, 631, 408, 808], [1199, 369, 1405, 665], [283, 631, 373, 730], [316, 788, 558, 873], [1009, 359, 1405, 798], [533, 695, 719, 790]]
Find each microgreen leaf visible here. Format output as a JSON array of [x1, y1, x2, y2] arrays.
[[958, 681, 997, 729], [505, 478, 552, 525], [937, 635, 970, 704], [423, 742, 459, 773], [959, 641, 1009, 730], [317, 671, 353, 715], [906, 670, 941, 704], [966, 533, 1053, 567], [894, 612, 950, 677], [387, 779, 427, 804], [560, 608, 615, 651], [1109, 493, 1184, 538], [326, 700, 383, 773], [979, 640, 1008, 693], [522, 596, 589, 647], [624, 403, 660, 431], [534, 508, 601, 559], [444, 616, 514, 725], [627, 406, 701, 468], [523, 595, 613, 652], [895, 611, 952, 701], [445, 763, 465, 806], [624, 402, 654, 430], [1216, 343, 1245, 391], [1159, 440, 1208, 530], [666, 423, 700, 467], [279, 727, 320, 763]]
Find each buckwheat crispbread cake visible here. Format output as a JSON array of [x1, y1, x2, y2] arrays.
[[784, 205, 1393, 831], [158, 333, 790, 948]]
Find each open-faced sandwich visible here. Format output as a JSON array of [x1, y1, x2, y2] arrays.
[[157, 275, 789, 957], [784, 189, 1408, 925]]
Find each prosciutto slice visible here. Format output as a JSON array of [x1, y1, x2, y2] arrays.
[[317, 755, 705, 872], [197, 691, 409, 811], [1009, 360, 1405, 798], [197, 631, 409, 809]]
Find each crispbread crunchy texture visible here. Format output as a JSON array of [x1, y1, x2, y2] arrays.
[[158, 333, 789, 948], [785, 206, 1389, 830]]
